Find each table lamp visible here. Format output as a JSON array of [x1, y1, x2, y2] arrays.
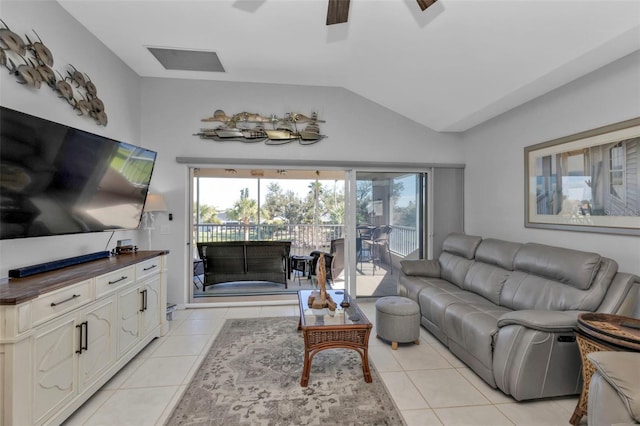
[[143, 194, 167, 249]]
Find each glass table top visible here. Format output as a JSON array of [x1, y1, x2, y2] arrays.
[[298, 289, 370, 327]]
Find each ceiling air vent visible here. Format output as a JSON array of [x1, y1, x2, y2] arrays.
[[147, 47, 225, 72]]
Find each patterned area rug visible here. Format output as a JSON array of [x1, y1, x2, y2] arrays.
[[166, 316, 405, 425]]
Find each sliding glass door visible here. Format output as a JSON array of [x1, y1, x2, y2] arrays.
[[186, 166, 432, 303], [353, 171, 427, 297], [189, 167, 345, 301]]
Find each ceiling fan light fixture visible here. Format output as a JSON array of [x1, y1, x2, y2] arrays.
[[416, 0, 437, 12]]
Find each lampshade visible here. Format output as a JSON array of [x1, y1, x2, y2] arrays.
[[144, 194, 167, 212]]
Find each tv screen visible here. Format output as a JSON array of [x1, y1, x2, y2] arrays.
[[0, 106, 157, 240]]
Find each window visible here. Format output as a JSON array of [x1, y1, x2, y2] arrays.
[[609, 142, 625, 201]]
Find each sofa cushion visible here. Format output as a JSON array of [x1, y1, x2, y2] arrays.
[[500, 272, 582, 311], [500, 257, 618, 311], [398, 274, 432, 301], [439, 252, 475, 288], [463, 262, 511, 305], [418, 280, 496, 337], [443, 300, 511, 371], [475, 239, 521, 271], [442, 233, 482, 260], [457, 239, 521, 304], [514, 243, 601, 290], [400, 259, 440, 277]]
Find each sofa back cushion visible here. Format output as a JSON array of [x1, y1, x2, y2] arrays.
[[439, 234, 482, 287], [474, 239, 521, 271], [514, 243, 602, 290], [500, 243, 619, 311], [462, 239, 522, 304], [442, 233, 482, 260]]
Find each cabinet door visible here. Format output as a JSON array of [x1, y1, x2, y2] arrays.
[[33, 315, 78, 424], [142, 276, 161, 337], [78, 296, 117, 391], [117, 285, 142, 358]]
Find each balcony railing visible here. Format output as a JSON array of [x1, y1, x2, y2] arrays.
[[194, 223, 419, 257], [389, 225, 418, 257]]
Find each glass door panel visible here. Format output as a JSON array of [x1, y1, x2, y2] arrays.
[[189, 168, 345, 302], [354, 171, 426, 298]]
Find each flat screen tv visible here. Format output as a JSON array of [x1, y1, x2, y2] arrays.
[[0, 106, 157, 240]]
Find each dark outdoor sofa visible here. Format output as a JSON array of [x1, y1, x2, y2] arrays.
[[197, 241, 291, 291]]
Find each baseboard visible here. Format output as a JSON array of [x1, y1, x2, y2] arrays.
[[9, 251, 111, 278]]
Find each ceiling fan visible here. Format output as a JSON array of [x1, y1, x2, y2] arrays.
[[326, 0, 438, 25]]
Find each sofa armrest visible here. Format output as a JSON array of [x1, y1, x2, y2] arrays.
[[497, 310, 585, 333], [597, 272, 640, 316], [588, 352, 640, 422], [400, 259, 441, 277]]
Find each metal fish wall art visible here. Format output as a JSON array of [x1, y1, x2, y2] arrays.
[[1, 19, 108, 126]]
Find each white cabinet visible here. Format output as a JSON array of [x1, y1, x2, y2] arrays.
[[78, 296, 117, 391], [117, 284, 143, 358], [33, 311, 77, 424], [142, 275, 161, 337], [31, 295, 117, 424], [0, 252, 167, 426]]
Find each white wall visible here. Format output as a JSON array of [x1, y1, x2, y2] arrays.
[[0, 0, 143, 278], [11, 0, 635, 307], [0, 1, 464, 303], [139, 78, 464, 304], [464, 51, 640, 275]]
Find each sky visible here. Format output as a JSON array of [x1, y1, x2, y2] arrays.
[[195, 178, 343, 210]]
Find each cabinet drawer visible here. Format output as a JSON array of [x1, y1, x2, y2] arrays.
[[136, 257, 161, 280], [31, 280, 92, 326], [96, 266, 135, 298]]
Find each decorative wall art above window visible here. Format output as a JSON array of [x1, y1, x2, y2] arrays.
[[0, 19, 108, 126], [193, 110, 326, 145]]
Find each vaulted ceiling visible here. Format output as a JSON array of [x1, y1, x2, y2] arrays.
[[57, 0, 640, 132]]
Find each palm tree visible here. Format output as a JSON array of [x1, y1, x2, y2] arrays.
[[227, 188, 258, 240], [308, 181, 323, 247]]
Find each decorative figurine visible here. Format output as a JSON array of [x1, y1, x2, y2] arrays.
[[307, 254, 337, 311]]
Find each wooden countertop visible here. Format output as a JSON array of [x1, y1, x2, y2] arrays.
[[0, 250, 169, 305]]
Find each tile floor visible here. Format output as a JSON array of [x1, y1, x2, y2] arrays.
[[63, 301, 584, 426]]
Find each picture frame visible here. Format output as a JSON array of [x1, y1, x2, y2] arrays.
[[525, 117, 640, 236]]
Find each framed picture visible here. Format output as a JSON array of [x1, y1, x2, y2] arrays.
[[525, 117, 640, 236]]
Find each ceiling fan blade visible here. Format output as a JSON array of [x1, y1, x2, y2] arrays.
[[416, 0, 437, 11], [326, 0, 350, 25]]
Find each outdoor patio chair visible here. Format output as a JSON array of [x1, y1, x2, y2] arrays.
[[360, 225, 392, 275], [309, 238, 344, 284]]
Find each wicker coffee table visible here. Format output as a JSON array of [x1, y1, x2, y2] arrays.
[[297, 289, 373, 387]]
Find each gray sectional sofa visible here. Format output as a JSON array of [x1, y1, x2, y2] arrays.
[[398, 233, 639, 401]]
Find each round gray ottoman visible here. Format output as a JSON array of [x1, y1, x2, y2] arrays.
[[375, 296, 420, 350]]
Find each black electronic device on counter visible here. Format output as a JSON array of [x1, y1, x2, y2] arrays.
[[113, 239, 138, 255], [8, 251, 111, 278]]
